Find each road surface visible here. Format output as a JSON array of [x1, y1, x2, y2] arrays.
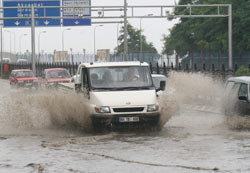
[[0, 78, 250, 173]]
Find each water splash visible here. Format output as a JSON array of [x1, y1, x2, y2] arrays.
[[2, 90, 92, 132], [159, 72, 224, 127]]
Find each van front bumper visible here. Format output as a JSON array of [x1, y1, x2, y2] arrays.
[[91, 112, 160, 125]]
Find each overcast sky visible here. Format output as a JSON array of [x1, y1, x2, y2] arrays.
[[2, 0, 179, 54]]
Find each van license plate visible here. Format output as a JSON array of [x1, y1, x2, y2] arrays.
[[119, 117, 139, 122]]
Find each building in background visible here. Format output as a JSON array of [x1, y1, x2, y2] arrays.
[[97, 49, 110, 62], [53, 51, 68, 62]]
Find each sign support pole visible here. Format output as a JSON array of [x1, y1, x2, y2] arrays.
[[0, 26, 3, 78], [31, 6, 36, 75]]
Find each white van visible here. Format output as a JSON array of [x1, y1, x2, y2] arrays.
[[67, 61, 166, 130]]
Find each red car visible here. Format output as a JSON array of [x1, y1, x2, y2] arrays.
[[9, 69, 39, 89], [42, 68, 71, 88]]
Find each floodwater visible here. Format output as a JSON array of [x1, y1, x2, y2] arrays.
[[1, 73, 250, 173]]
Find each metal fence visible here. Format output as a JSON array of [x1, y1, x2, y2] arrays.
[[0, 61, 241, 81]]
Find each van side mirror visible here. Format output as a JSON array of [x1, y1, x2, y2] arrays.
[[239, 96, 247, 101], [156, 81, 166, 92], [160, 81, 166, 91]]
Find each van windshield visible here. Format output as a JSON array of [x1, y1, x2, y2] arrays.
[[89, 66, 153, 90], [46, 70, 70, 79], [16, 71, 33, 77]]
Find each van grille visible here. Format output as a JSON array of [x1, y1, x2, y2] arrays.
[[113, 107, 144, 113]]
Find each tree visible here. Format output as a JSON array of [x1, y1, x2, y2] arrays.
[[116, 23, 157, 55], [235, 66, 250, 76], [162, 0, 250, 65]]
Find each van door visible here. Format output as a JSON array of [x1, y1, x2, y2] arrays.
[[226, 82, 240, 115], [237, 83, 249, 116], [81, 67, 90, 99]]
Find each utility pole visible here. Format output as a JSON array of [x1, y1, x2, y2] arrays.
[[0, 26, 3, 78], [228, 4, 232, 71], [123, 0, 128, 61], [31, 6, 36, 75]]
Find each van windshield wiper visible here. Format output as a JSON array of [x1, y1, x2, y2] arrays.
[[92, 87, 120, 91], [118, 86, 152, 90], [92, 86, 153, 91]]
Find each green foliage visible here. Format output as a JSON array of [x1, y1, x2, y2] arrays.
[[116, 23, 157, 55], [235, 66, 250, 76], [162, 0, 250, 59]]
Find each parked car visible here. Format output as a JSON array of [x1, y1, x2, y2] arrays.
[[9, 69, 38, 89], [41, 68, 71, 88], [16, 59, 28, 64], [224, 76, 250, 116], [152, 74, 168, 95]]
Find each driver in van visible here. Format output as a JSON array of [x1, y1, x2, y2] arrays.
[[103, 71, 113, 85], [124, 68, 139, 82], [91, 73, 99, 85]]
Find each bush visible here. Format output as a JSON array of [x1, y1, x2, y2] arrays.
[[235, 66, 250, 76]]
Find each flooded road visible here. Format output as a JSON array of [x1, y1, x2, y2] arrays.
[[1, 77, 250, 172]]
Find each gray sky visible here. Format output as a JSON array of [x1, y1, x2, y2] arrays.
[[2, 0, 179, 54]]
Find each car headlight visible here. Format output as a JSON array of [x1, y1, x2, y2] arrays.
[[18, 80, 24, 83], [95, 106, 111, 113], [147, 104, 159, 112]]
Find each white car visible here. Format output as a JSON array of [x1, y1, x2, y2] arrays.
[[224, 76, 250, 116], [17, 59, 28, 64]]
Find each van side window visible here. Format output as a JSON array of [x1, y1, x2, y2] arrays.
[[238, 83, 248, 97], [82, 68, 88, 86]]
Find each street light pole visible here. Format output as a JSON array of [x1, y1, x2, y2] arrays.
[[70, 48, 73, 64], [117, 23, 119, 53], [94, 25, 103, 61], [19, 34, 27, 54], [83, 49, 86, 62], [62, 28, 71, 51], [116, 23, 120, 62], [124, 0, 128, 61], [13, 32, 16, 54], [38, 31, 46, 63], [4, 30, 11, 59]]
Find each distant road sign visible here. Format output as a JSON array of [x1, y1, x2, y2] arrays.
[[62, 0, 91, 26], [3, 0, 60, 27]]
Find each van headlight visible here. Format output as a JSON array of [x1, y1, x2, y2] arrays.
[[147, 104, 159, 112], [95, 106, 111, 113]]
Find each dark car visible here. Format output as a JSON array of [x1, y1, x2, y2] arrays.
[[41, 68, 71, 88], [9, 69, 39, 89], [224, 76, 250, 116]]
